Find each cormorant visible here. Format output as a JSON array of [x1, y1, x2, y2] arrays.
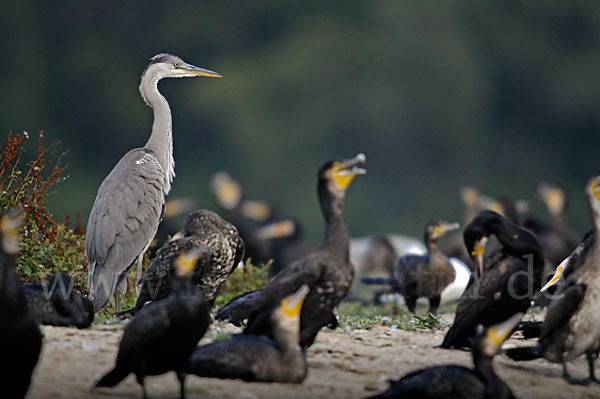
[[0, 210, 42, 398], [95, 247, 211, 398], [367, 313, 522, 399], [505, 176, 600, 385], [123, 209, 243, 315], [524, 183, 578, 272], [350, 233, 427, 304], [188, 285, 309, 383], [216, 154, 366, 349], [440, 210, 544, 349], [24, 273, 94, 328], [254, 218, 314, 275], [439, 186, 481, 270], [362, 221, 464, 314], [211, 171, 272, 265]]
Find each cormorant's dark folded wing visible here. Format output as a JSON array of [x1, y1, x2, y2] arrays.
[[539, 283, 585, 341], [216, 254, 321, 325], [116, 304, 172, 362], [440, 267, 511, 349]]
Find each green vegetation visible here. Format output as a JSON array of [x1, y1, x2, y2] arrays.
[[214, 260, 271, 306], [334, 302, 450, 332], [0, 132, 88, 292]]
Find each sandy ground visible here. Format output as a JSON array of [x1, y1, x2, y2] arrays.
[[28, 314, 600, 399]]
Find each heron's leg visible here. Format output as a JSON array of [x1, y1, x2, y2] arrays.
[[563, 356, 593, 385], [135, 253, 145, 287], [114, 291, 120, 313]]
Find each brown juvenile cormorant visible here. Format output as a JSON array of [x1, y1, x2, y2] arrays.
[[368, 313, 522, 399], [0, 210, 42, 398], [188, 285, 309, 383], [119, 209, 243, 315], [216, 153, 366, 349], [506, 176, 600, 385], [440, 210, 544, 349], [24, 273, 94, 328], [362, 221, 461, 314], [95, 247, 211, 398]]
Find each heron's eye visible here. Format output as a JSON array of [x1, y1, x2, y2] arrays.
[[174, 63, 180, 68]]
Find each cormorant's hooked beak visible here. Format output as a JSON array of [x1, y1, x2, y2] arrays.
[[540, 259, 567, 293], [0, 209, 24, 254], [484, 312, 523, 349], [212, 172, 242, 210], [332, 153, 367, 189], [241, 200, 272, 222], [255, 219, 296, 241], [538, 182, 565, 217], [281, 284, 310, 318], [174, 246, 209, 277], [437, 222, 460, 236], [471, 236, 488, 278], [176, 62, 222, 78]]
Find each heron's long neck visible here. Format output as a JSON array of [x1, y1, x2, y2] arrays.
[[141, 74, 175, 194]]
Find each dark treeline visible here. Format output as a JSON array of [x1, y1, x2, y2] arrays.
[[2, 0, 599, 241]]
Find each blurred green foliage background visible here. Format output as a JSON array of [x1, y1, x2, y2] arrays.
[[2, 0, 599, 242]]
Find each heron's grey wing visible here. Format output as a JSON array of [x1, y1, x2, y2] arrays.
[[86, 149, 166, 309]]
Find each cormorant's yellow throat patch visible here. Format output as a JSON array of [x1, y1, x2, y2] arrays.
[[0, 213, 21, 238], [281, 296, 304, 318], [591, 178, 600, 201], [332, 162, 356, 189], [174, 250, 203, 277]]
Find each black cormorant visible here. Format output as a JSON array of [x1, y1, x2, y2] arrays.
[[95, 247, 211, 398], [211, 171, 272, 265], [216, 154, 366, 349], [505, 176, 600, 385], [254, 218, 314, 275], [0, 210, 42, 398], [122, 209, 243, 315], [440, 210, 543, 349], [188, 285, 309, 383], [367, 313, 522, 399], [439, 186, 481, 270], [524, 183, 578, 275], [362, 221, 462, 314], [24, 273, 94, 328]]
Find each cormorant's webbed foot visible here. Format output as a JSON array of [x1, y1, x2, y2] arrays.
[[563, 359, 595, 386]]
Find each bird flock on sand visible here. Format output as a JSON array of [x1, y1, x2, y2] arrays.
[[2, 53, 600, 399]]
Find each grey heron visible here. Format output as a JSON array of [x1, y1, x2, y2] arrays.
[[86, 53, 221, 311]]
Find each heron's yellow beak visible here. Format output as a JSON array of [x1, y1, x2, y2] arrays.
[[177, 63, 222, 78], [332, 153, 367, 189], [281, 285, 310, 318]]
